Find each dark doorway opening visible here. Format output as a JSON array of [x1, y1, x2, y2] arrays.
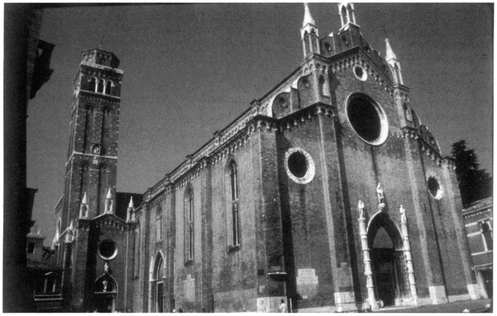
[[94, 293, 115, 312], [368, 213, 409, 307], [157, 282, 164, 312]]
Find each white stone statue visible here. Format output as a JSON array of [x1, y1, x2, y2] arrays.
[[376, 183, 385, 205]]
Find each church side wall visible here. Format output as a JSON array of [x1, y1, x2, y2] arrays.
[[424, 158, 474, 299], [172, 174, 206, 312], [210, 137, 259, 312]]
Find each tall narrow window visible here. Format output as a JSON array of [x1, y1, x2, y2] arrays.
[[105, 80, 112, 95], [89, 77, 96, 92], [97, 79, 104, 93], [27, 242, 35, 254], [134, 224, 141, 277], [229, 160, 240, 246], [156, 206, 163, 241], [184, 186, 194, 261]]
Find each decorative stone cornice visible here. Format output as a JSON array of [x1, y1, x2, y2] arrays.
[[80, 62, 124, 75], [279, 102, 336, 133], [91, 213, 129, 232], [402, 127, 455, 169], [78, 91, 121, 103]]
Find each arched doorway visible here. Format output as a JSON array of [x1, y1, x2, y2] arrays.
[[94, 274, 118, 312], [150, 253, 165, 312], [367, 212, 409, 307]]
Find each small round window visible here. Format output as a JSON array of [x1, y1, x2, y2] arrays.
[[285, 148, 315, 184], [353, 65, 367, 81], [427, 176, 443, 199], [346, 93, 388, 145], [98, 240, 118, 261]]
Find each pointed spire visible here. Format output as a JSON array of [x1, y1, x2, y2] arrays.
[[385, 39, 403, 84], [79, 192, 89, 218], [385, 38, 397, 62], [300, 3, 320, 56], [127, 196, 135, 222], [105, 187, 114, 214], [338, 2, 357, 29], [303, 3, 315, 27]]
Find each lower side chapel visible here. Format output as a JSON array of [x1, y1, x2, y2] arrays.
[[52, 3, 481, 312]]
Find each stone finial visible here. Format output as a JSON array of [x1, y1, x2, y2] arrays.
[[303, 3, 316, 27], [128, 196, 134, 208], [385, 38, 397, 62]]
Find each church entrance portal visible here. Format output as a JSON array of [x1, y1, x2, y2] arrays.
[[94, 273, 118, 312], [94, 293, 116, 312], [367, 213, 409, 307]]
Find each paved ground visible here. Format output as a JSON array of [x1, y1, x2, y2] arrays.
[[379, 298, 492, 313]]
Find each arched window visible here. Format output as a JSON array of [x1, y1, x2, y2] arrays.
[[105, 80, 112, 95], [184, 186, 194, 261], [156, 205, 163, 241], [89, 77, 96, 92], [97, 79, 104, 93], [226, 160, 240, 247]]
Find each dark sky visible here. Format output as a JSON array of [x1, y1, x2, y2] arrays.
[[26, 3, 493, 244]]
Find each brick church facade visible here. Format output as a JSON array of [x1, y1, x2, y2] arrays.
[[53, 3, 480, 312]]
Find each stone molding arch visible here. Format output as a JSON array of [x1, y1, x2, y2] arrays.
[[367, 211, 403, 250]]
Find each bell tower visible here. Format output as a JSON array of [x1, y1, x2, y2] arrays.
[[59, 48, 123, 233], [55, 49, 124, 312]]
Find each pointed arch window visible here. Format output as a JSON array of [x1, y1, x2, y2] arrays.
[[226, 159, 241, 248], [184, 186, 194, 262], [156, 205, 163, 241]]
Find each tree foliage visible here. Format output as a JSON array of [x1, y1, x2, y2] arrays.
[[451, 140, 492, 207]]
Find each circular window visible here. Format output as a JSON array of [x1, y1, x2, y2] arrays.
[[346, 93, 388, 145], [284, 148, 315, 184], [353, 66, 367, 81], [278, 97, 287, 108], [427, 176, 443, 199], [98, 240, 118, 261]]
